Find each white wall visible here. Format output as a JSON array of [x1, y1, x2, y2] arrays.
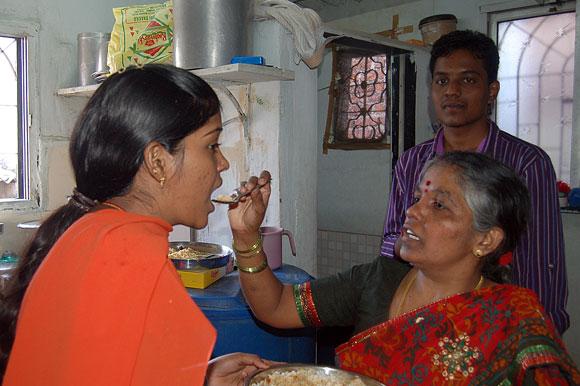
[[251, 20, 319, 275], [197, 21, 319, 275]]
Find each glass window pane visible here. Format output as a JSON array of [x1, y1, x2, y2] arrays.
[[496, 12, 575, 182], [0, 36, 19, 199]]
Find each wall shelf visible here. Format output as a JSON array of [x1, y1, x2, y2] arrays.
[[56, 63, 295, 97], [195, 63, 294, 84]]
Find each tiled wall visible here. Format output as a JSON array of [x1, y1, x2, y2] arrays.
[[316, 229, 382, 278]]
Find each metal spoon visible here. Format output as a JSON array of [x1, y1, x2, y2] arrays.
[[212, 179, 271, 204]]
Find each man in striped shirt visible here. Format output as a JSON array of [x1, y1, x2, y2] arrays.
[[381, 30, 569, 334]]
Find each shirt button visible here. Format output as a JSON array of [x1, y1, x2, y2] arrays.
[[548, 264, 554, 269]]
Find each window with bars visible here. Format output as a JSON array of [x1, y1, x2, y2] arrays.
[[323, 45, 391, 151]]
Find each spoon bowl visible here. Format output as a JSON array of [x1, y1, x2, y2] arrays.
[[212, 179, 271, 204]]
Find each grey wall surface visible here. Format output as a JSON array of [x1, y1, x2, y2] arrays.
[[316, 1, 431, 236], [293, 0, 413, 22], [563, 212, 580, 362], [316, 48, 391, 235]]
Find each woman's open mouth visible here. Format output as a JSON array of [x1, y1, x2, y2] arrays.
[[403, 227, 420, 241]]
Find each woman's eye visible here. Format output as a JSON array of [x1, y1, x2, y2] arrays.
[[208, 143, 221, 151], [435, 78, 448, 85], [433, 201, 445, 209], [464, 77, 476, 84], [412, 196, 420, 204]]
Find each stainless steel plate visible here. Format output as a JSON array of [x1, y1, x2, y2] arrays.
[[168, 241, 232, 270], [245, 364, 385, 386]]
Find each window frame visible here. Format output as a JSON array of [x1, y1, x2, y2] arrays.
[[0, 19, 40, 212], [323, 44, 392, 151]]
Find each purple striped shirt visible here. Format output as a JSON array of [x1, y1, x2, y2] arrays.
[[380, 121, 569, 334]]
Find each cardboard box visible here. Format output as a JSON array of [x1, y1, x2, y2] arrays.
[[177, 266, 228, 289]]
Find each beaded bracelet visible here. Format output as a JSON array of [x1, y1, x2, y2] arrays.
[[232, 236, 262, 257], [237, 258, 269, 274]]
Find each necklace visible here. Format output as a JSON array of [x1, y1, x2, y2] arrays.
[[101, 201, 125, 211], [395, 270, 485, 317]]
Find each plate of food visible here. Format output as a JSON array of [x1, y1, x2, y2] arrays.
[[168, 242, 232, 270], [245, 364, 385, 386]]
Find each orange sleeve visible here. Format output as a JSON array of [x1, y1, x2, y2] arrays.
[[3, 213, 215, 386], [131, 263, 216, 386]]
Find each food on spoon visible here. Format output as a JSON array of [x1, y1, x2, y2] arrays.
[[215, 193, 236, 203]]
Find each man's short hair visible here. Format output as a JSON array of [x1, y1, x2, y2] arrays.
[[429, 30, 500, 83]]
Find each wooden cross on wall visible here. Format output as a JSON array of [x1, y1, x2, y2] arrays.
[[377, 14, 414, 40]]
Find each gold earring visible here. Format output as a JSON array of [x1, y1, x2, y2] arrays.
[[473, 249, 483, 258], [159, 177, 165, 188]]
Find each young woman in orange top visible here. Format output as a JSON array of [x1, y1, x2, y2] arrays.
[[0, 65, 271, 386]]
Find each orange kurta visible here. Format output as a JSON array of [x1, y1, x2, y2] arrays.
[[3, 210, 216, 386]]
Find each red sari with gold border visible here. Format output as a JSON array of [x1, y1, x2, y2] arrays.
[[333, 285, 579, 385]]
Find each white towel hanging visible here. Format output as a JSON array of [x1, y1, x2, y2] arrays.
[[254, 0, 341, 69]]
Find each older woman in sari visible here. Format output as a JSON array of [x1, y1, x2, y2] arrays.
[[227, 152, 580, 385]]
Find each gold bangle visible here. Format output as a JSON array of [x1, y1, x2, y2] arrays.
[[235, 246, 263, 259], [237, 259, 268, 274], [232, 236, 262, 255]]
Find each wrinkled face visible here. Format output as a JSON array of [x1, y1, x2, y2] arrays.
[[399, 164, 481, 269], [431, 49, 498, 129], [168, 113, 229, 228]]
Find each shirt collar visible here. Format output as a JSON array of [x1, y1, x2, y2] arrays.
[[433, 120, 496, 155]]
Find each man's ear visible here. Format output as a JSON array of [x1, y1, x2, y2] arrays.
[[143, 141, 171, 184], [488, 80, 500, 103], [476, 226, 504, 257]]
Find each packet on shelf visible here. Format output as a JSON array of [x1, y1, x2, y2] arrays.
[[107, 1, 174, 73]]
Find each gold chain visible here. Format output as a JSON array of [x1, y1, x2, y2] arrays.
[[102, 201, 124, 211], [473, 274, 485, 291]]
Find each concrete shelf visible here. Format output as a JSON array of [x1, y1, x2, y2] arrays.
[[57, 63, 295, 97]]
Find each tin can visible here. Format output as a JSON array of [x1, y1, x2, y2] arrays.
[[77, 32, 110, 86]]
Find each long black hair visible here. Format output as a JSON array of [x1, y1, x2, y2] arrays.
[[0, 64, 220, 376], [421, 152, 530, 283]]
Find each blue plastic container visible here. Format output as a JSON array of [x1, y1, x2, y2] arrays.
[[230, 56, 265, 65], [188, 264, 315, 362], [569, 188, 580, 209]]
